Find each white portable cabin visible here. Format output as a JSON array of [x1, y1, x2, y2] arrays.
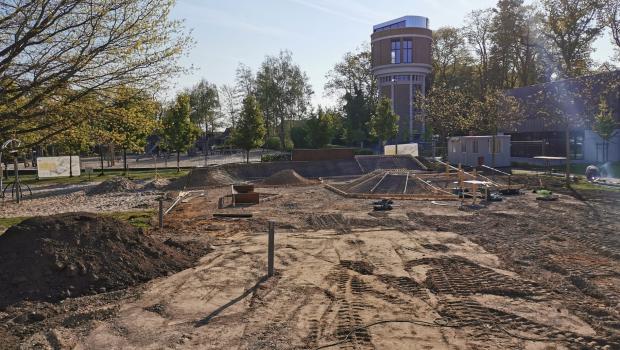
[[447, 135, 511, 167], [384, 143, 419, 157]]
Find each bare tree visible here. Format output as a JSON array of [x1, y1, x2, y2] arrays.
[[464, 9, 494, 96], [219, 84, 241, 128], [603, 0, 620, 59]]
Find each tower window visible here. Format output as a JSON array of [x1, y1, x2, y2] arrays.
[[403, 39, 412, 63], [391, 40, 401, 64]]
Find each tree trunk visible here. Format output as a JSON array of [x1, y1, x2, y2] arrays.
[[110, 144, 115, 166], [565, 124, 571, 186], [491, 134, 496, 168], [247, 150, 250, 163], [605, 141, 609, 163], [279, 117, 286, 150], [176, 150, 180, 173], [99, 144, 104, 176], [69, 148, 73, 177], [123, 148, 127, 176]]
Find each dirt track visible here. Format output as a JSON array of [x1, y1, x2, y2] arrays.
[[73, 183, 619, 349], [2, 178, 619, 349]]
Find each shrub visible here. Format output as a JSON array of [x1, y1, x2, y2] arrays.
[[263, 137, 281, 150], [353, 148, 374, 155], [290, 126, 308, 149], [261, 153, 290, 162]]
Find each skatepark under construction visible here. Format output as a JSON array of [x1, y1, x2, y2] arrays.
[[178, 154, 519, 201]]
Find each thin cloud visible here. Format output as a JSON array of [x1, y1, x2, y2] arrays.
[[289, 0, 374, 25], [185, 3, 295, 39]]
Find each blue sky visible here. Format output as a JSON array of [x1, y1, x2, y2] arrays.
[[170, 0, 616, 106]]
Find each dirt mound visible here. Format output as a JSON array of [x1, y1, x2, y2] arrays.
[[260, 169, 317, 186], [0, 213, 207, 307], [144, 178, 171, 190], [87, 176, 140, 195]]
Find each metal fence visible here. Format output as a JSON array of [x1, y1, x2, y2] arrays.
[[417, 141, 447, 159]]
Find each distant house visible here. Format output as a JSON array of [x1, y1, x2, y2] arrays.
[[195, 128, 232, 151], [504, 70, 620, 163]]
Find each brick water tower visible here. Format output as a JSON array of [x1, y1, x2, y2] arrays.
[[371, 16, 432, 142]]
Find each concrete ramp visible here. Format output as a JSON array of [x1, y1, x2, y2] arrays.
[[355, 155, 425, 172], [182, 156, 425, 189]]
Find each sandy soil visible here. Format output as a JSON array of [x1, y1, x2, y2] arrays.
[[2, 179, 619, 349], [0, 184, 160, 219]]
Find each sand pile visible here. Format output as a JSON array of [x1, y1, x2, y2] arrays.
[[0, 213, 207, 307], [261, 169, 317, 186], [87, 176, 140, 195], [144, 178, 171, 190]]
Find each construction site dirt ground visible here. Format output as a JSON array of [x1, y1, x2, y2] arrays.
[[2, 177, 620, 349]]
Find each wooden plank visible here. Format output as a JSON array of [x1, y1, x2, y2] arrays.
[[370, 172, 388, 193]]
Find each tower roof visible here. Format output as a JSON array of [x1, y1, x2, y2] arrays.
[[373, 16, 429, 32]]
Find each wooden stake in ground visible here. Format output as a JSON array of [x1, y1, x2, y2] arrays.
[[158, 198, 164, 229], [268, 221, 275, 277]]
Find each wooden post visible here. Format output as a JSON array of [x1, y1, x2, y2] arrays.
[[268, 221, 275, 277], [13, 156, 20, 204], [472, 169, 478, 205], [445, 161, 450, 176], [158, 198, 164, 229]]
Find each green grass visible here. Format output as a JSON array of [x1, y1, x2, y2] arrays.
[[10, 168, 188, 187], [103, 210, 156, 229], [0, 216, 29, 230], [512, 161, 620, 177], [569, 181, 620, 192]]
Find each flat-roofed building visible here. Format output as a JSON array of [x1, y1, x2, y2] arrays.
[[371, 16, 432, 143]]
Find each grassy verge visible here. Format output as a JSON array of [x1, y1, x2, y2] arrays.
[[0, 216, 29, 230], [512, 161, 620, 177], [9, 168, 188, 187], [569, 181, 620, 192]]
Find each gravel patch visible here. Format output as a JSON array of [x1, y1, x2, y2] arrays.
[[0, 190, 159, 218]]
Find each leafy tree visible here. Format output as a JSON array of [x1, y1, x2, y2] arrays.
[[489, 0, 525, 89], [231, 96, 266, 163], [432, 27, 474, 90], [305, 108, 338, 148], [343, 89, 372, 147], [325, 46, 376, 147], [235, 63, 257, 98], [162, 93, 200, 172], [325, 45, 377, 106], [189, 80, 221, 133], [0, 0, 191, 145], [368, 98, 399, 149], [255, 51, 313, 147], [541, 0, 607, 77], [99, 87, 159, 174], [475, 90, 524, 166], [593, 98, 617, 162], [290, 126, 309, 149], [417, 85, 478, 139]]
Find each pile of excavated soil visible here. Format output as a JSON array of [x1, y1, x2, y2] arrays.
[[144, 178, 171, 190], [260, 169, 318, 186], [87, 176, 141, 195], [0, 213, 208, 307]]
